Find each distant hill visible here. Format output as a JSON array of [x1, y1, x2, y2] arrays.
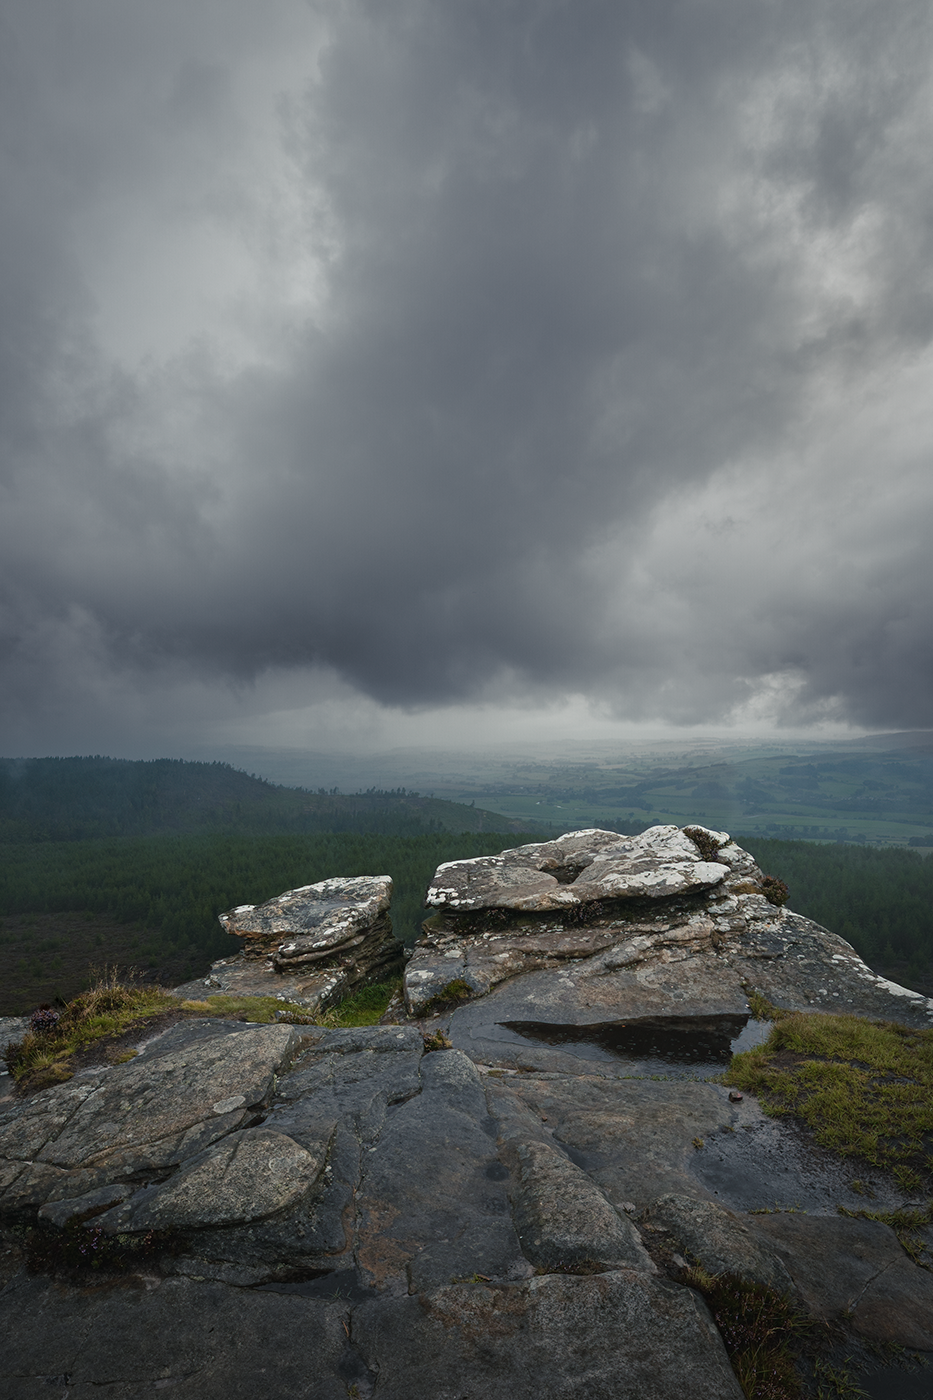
[[0, 756, 547, 842]]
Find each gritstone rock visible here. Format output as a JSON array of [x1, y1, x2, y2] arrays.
[[405, 824, 933, 1024]]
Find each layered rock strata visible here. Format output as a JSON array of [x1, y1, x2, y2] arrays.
[[406, 824, 933, 1025], [174, 875, 402, 1015]]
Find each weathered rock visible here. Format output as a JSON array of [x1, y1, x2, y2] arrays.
[[219, 874, 393, 962], [751, 1212, 933, 1350], [349, 1048, 529, 1294], [99, 1127, 329, 1233], [425, 825, 731, 913], [0, 1272, 351, 1399], [0, 1021, 302, 1221], [486, 1072, 735, 1210], [38, 1182, 134, 1230], [0, 1018, 29, 1048], [647, 1193, 795, 1293], [507, 1138, 655, 1273], [174, 875, 403, 1017], [350, 1271, 745, 1400], [407, 825, 933, 1023]]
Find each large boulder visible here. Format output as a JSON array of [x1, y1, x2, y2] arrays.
[[406, 825, 933, 1026], [425, 826, 731, 912]]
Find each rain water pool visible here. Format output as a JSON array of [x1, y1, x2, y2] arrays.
[[488, 1013, 772, 1079]]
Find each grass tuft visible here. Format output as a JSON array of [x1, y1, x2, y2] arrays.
[[424, 978, 474, 1013], [3, 973, 405, 1092], [684, 1266, 809, 1398], [3, 968, 175, 1090], [760, 876, 790, 907]]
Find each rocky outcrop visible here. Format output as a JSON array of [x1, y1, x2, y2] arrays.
[[173, 875, 403, 1015], [2, 826, 931, 1396], [425, 826, 731, 911], [406, 824, 933, 1025]]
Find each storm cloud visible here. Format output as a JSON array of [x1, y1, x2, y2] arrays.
[[2, 0, 933, 753]]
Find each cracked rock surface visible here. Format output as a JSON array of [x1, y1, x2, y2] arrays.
[[2, 827, 932, 1396], [0, 1021, 749, 1398]]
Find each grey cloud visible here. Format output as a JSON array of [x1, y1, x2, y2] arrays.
[[2, 0, 933, 750]]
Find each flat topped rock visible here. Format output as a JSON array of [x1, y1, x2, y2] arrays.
[[425, 826, 731, 912], [220, 874, 392, 952]]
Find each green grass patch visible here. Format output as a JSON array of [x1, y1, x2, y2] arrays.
[[3, 973, 404, 1091], [3, 971, 176, 1090], [319, 979, 401, 1027], [176, 994, 313, 1022], [725, 1010, 933, 1192], [424, 978, 474, 1014]]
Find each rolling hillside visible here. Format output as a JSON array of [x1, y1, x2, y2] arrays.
[[0, 756, 544, 842]]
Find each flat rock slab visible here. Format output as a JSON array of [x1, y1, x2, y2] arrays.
[[351, 1271, 745, 1400], [101, 1127, 328, 1232], [485, 1072, 735, 1210], [0, 1272, 351, 1400], [647, 1193, 795, 1294], [350, 1049, 528, 1294], [750, 1213, 933, 1351], [688, 1097, 912, 1215], [0, 1021, 301, 1218]]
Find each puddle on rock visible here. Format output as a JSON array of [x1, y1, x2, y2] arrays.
[[691, 1098, 916, 1215], [488, 1015, 772, 1079]]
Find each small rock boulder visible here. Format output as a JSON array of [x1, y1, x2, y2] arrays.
[[508, 1139, 655, 1274], [175, 875, 403, 1016], [648, 1193, 795, 1294], [220, 875, 394, 968]]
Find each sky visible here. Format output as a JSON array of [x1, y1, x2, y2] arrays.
[[2, 0, 933, 761]]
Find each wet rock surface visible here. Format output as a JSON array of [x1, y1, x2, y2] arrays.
[[2, 828, 931, 1396], [751, 1213, 933, 1350]]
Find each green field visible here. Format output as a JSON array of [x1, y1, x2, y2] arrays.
[[384, 735, 933, 848]]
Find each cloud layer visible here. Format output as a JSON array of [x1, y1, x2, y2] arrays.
[[3, 0, 933, 753]]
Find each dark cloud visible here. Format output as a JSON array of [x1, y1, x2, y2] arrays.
[[2, 0, 933, 752]]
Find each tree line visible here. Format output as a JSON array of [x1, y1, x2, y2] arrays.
[[1, 827, 930, 991]]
